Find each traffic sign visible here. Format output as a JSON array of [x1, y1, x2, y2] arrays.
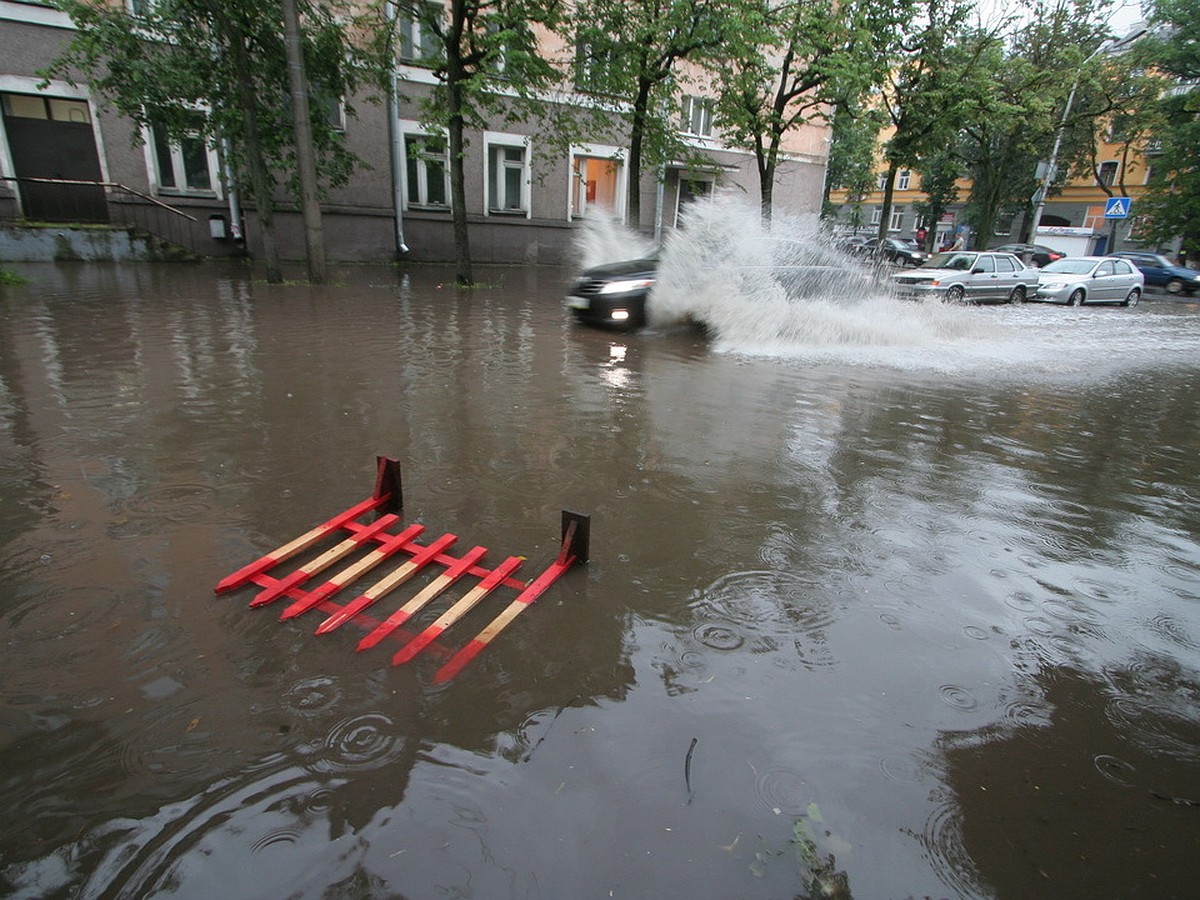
[[1104, 197, 1132, 219]]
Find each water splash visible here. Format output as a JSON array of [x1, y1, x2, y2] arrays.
[[572, 214, 657, 271], [579, 192, 989, 356]]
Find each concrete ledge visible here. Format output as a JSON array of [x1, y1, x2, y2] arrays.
[[0, 224, 152, 261]]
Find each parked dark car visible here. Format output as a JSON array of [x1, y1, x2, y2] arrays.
[[565, 257, 658, 330], [991, 243, 1066, 267], [859, 237, 929, 266], [1107, 251, 1200, 295]]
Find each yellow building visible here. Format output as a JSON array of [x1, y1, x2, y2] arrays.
[[828, 93, 1160, 256]]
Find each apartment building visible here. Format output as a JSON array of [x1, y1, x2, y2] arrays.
[[0, 1, 831, 265]]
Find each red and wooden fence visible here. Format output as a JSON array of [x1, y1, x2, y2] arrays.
[[215, 457, 590, 682]]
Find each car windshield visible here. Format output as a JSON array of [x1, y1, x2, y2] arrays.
[[923, 252, 976, 271], [1041, 259, 1097, 275]]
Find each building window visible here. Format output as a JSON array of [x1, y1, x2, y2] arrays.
[[680, 96, 713, 137], [574, 40, 618, 92], [486, 137, 529, 214], [889, 205, 904, 232], [150, 121, 218, 195], [1, 93, 90, 123], [876, 173, 888, 191], [870, 207, 882, 225], [399, 1, 442, 64], [405, 133, 449, 208], [897, 169, 911, 190], [1098, 161, 1118, 187]]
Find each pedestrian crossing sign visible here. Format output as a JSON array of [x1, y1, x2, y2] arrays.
[[1104, 197, 1132, 219]]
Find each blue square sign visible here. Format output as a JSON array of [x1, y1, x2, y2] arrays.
[[1104, 197, 1132, 219]]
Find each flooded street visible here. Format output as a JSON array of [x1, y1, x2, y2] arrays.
[[1, 258, 1198, 899]]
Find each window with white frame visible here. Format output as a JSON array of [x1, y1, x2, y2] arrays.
[[870, 207, 882, 225], [149, 117, 219, 195], [404, 133, 449, 208], [486, 136, 529, 214], [889, 205, 904, 231], [876, 172, 888, 191], [897, 169, 911, 190], [680, 96, 713, 137], [399, 1, 442, 64], [574, 39, 619, 92]]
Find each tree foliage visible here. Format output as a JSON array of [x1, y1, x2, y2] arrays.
[[823, 103, 887, 225], [873, 0, 990, 241], [397, 0, 567, 285], [1133, 0, 1200, 256], [570, 0, 728, 228], [956, 0, 1113, 246], [45, 0, 391, 282], [713, 0, 909, 221]]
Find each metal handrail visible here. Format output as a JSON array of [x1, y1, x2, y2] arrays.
[[2, 175, 201, 253], [1, 175, 197, 221]]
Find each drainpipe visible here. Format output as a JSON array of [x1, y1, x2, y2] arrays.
[[385, 3, 409, 256], [388, 85, 409, 255], [222, 138, 244, 243], [653, 163, 665, 245]]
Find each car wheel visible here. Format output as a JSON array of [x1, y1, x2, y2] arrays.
[[1008, 285, 1025, 304], [1068, 288, 1085, 306], [1166, 278, 1184, 294], [945, 285, 965, 303], [1122, 288, 1140, 307]]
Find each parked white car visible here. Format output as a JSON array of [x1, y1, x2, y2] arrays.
[[1032, 256, 1144, 306], [892, 251, 1039, 303]]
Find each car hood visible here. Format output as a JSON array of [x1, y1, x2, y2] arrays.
[[582, 257, 659, 278]]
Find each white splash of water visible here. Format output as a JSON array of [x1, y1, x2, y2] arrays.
[[571, 193, 1199, 378], [645, 192, 991, 356], [572, 214, 657, 270]]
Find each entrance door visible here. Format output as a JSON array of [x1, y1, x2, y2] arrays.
[[2, 93, 107, 223]]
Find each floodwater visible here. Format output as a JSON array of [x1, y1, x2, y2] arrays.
[[1, 249, 1199, 899]]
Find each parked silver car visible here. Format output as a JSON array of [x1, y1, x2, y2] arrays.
[[1032, 256, 1144, 306], [892, 251, 1039, 303]]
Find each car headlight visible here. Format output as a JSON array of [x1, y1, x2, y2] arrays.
[[1039, 282, 1067, 292], [599, 278, 655, 294]]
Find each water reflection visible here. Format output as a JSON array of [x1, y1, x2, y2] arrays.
[[0, 261, 1198, 898]]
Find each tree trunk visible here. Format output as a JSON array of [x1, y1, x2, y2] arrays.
[[446, 6, 472, 286], [447, 85, 472, 286], [230, 26, 283, 283], [757, 134, 776, 223], [282, 0, 326, 283], [627, 75, 653, 230], [876, 160, 899, 242]]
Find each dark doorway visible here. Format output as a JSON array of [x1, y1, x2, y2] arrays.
[[2, 92, 108, 223]]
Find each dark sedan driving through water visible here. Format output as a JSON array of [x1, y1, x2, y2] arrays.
[[565, 257, 658, 330]]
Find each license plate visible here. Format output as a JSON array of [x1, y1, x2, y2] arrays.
[[566, 296, 590, 310]]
